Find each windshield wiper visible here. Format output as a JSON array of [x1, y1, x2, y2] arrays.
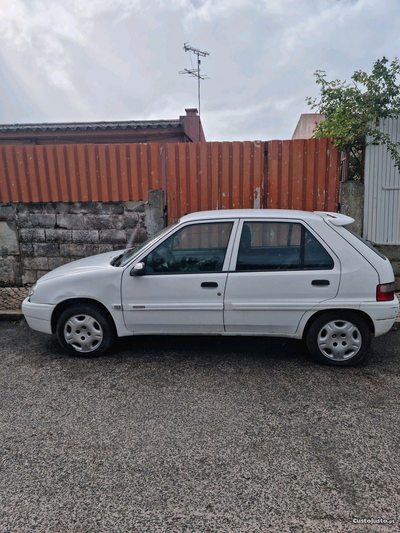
[[110, 247, 137, 267]]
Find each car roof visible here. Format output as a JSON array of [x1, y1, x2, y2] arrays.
[[180, 209, 353, 225]]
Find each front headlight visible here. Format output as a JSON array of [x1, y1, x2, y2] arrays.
[[27, 282, 37, 301]]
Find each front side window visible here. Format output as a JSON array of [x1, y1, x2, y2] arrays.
[[144, 222, 233, 274], [114, 222, 179, 267], [236, 222, 333, 271]]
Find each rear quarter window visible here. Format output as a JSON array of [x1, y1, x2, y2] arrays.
[[343, 228, 387, 260]]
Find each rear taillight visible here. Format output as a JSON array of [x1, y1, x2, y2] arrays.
[[376, 282, 395, 301]]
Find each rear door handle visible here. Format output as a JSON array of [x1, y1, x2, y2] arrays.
[[201, 282, 218, 288], [312, 279, 330, 286]]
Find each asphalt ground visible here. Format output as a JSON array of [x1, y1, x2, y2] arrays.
[[0, 320, 399, 533]]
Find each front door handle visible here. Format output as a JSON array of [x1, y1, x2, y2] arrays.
[[201, 282, 218, 288], [312, 279, 330, 286]]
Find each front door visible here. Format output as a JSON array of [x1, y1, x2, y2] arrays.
[[224, 219, 341, 334], [122, 220, 236, 333]]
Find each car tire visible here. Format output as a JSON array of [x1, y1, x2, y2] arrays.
[[306, 311, 371, 366], [56, 303, 115, 357]]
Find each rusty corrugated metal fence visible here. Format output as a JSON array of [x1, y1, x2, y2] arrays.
[[266, 138, 341, 212], [0, 139, 341, 221], [164, 141, 265, 222], [165, 139, 340, 222], [0, 143, 162, 203]]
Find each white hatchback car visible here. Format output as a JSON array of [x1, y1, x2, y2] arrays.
[[23, 209, 399, 366]]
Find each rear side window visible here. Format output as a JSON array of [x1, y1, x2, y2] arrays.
[[236, 222, 334, 271]]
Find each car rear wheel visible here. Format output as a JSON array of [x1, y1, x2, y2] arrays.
[[306, 312, 371, 366], [56, 303, 115, 357]]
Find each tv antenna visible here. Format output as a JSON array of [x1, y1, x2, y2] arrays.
[[179, 43, 210, 140]]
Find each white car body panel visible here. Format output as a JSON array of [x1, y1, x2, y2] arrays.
[[224, 269, 339, 335], [121, 272, 228, 333], [37, 250, 121, 281]]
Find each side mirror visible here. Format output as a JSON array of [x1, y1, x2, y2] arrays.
[[131, 262, 146, 276]]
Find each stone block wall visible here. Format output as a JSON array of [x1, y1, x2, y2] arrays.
[[0, 190, 164, 309]]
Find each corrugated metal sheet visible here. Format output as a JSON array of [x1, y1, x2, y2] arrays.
[[266, 138, 341, 212], [0, 120, 181, 133], [364, 118, 400, 244], [0, 143, 162, 203], [164, 141, 266, 223]]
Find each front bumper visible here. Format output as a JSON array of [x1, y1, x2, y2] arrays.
[[22, 298, 56, 335]]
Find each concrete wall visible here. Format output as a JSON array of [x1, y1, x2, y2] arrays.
[[339, 180, 364, 235], [0, 190, 164, 309], [292, 114, 325, 139]]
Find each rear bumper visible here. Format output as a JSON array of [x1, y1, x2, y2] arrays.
[[22, 298, 55, 335], [374, 318, 398, 337], [360, 297, 399, 337]]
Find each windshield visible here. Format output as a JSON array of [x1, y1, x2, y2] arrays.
[[112, 222, 179, 267]]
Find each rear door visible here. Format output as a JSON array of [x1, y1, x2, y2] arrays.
[[224, 219, 341, 334]]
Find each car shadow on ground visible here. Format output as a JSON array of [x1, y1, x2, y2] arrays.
[[111, 333, 312, 365], [14, 318, 398, 370], [33, 323, 311, 366]]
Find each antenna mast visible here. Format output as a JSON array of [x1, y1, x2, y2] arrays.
[[179, 43, 210, 140]]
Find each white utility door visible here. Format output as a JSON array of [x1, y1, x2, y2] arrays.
[[122, 220, 236, 333], [224, 220, 341, 334]]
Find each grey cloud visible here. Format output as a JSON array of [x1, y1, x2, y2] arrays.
[[0, 0, 399, 141]]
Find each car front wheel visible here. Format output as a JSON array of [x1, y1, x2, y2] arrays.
[[306, 312, 371, 366], [56, 303, 115, 357]]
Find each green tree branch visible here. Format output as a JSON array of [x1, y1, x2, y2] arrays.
[[306, 57, 400, 179]]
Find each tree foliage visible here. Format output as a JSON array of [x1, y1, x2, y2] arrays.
[[306, 57, 400, 179]]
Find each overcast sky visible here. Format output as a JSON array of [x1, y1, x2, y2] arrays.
[[0, 0, 399, 141]]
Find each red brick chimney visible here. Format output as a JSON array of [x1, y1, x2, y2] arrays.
[[180, 108, 206, 142]]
